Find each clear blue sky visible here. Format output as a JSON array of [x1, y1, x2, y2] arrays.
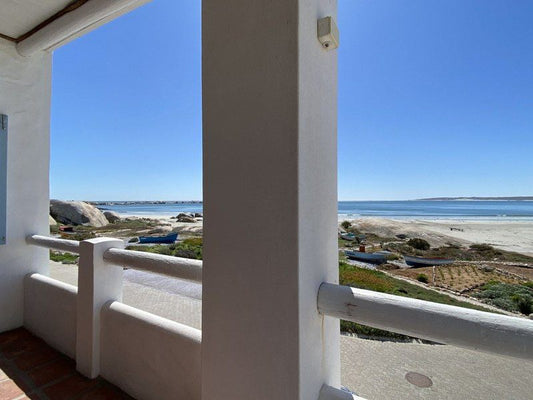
[[50, 0, 533, 201]]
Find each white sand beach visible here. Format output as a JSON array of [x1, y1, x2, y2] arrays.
[[346, 217, 533, 256]]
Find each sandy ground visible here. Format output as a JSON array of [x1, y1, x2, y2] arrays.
[[126, 215, 533, 257], [346, 217, 533, 256], [122, 214, 203, 235]]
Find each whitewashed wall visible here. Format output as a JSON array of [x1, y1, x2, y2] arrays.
[[100, 301, 202, 400], [0, 39, 51, 332], [24, 273, 77, 358]]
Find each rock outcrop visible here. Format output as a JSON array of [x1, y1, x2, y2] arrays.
[[103, 211, 121, 223], [50, 200, 108, 227]]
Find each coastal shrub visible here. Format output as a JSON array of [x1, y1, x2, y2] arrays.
[[407, 238, 430, 251], [470, 243, 494, 252], [474, 282, 533, 314], [523, 281, 533, 289], [341, 221, 352, 230], [416, 274, 429, 284], [127, 237, 203, 260], [62, 231, 96, 241], [339, 262, 489, 311], [50, 250, 78, 264]]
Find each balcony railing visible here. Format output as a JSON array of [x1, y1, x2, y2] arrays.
[[318, 282, 533, 361], [25, 234, 533, 400]]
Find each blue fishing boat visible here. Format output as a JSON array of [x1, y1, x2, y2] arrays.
[[339, 232, 366, 242], [404, 255, 454, 268], [345, 250, 387, 264], [138, 232, 178, 244]]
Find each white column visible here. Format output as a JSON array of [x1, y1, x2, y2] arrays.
[[202, 1, 339, 399], [0, 39, 51, 333], [76, 237, 124, 378]]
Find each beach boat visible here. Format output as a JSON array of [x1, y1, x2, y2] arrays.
[[138, 232, 178, 244], [404, 255, 454, 268], [345, 250, 388, 265], [339, 232, 366, 242]]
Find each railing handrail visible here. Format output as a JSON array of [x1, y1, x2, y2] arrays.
[[27, 234, 80, 254], [27, 234, 202, 283], [104, 247, 202, 283], [318, 282, 533, 361]]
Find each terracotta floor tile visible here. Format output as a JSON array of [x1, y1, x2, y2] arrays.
[[0, 379, 24, 399], [0, 369, 8, 382], [43, 374, 100, 400], [14, 347, 61, 371], [0, 329, 136, 400], [0, 329, 32, 350], [2, 338, 42, 361], [27, 358, 75, 388], [78, 384, 134, 400]]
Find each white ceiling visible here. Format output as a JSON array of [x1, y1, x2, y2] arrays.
[[0, 0, 74, 39]]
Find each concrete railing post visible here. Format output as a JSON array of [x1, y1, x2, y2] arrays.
[[202, 1, 339, 399], [76, 237, 124, 378]]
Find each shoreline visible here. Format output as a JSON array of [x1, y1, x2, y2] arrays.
[[114, 213, 533, 256]]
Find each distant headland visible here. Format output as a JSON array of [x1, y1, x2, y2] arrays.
[[418, 196, 533, 201]]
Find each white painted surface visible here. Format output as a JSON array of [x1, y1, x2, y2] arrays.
[[17, 0, 152, 56], [100, 301, 201, 400], [318, 283, 533, 360], [0, 0, 72, 38], [76, 237, 124, 378], [104, 247, 202, 283], [27, 234, 80, 253], [202, 1, 339, 399], [319, 385, 364, 400], [23, 273, 77, 358], [0, 39, 51, 333]]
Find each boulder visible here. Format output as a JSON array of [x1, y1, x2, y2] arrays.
[[103, 211, 121, 223], [50, 200, 108, 227], [178, 216, 196, 223], [49, 215, 57, 226], [194, 212, 203, 218]]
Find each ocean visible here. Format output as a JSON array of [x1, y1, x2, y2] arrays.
[[98, 200, 533, 220]]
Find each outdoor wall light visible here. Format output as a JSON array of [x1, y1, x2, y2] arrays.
[[317, 16, 339, 50]]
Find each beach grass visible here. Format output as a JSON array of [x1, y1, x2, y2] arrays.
[[339, 262, 494, 340]]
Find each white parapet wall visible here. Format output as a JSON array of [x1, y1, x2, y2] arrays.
[[0, 39, 51, 332], [23, 273, 77, 358], [100, 301, 201, 400]]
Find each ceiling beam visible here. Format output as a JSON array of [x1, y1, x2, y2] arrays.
[[17, 0, 151, 57]]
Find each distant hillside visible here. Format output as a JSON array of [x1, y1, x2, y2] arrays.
[[418, 196, 533, 201]]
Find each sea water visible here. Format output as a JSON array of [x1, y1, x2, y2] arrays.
[[98, 200, 533, 220]]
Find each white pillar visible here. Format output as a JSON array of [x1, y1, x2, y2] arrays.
[[76, 237, 124, 378], [202, 1, 339, 399], [0, 39, 51, 333]]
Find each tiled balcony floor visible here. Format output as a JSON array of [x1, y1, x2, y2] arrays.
[[0, 328, 134, 400]]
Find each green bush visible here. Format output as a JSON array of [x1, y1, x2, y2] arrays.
[[470, 243, 494, 252], [407, 238, 430, 251], [474, 282, 533, 314], [50, 250, 79, 264], [341, 221, 352, 230], [515, 297, 533, 315], [416, 274, 429, 283], [127, 237, 203, 260]]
